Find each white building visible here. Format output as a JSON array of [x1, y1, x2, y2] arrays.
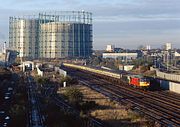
[[119, 65, 134, 71], [106, 45, 115, 52], [146, 45, 151, 50], [103, 52, 138, 60], [165, 43, 172, 50], [174, 51, 180, 57]]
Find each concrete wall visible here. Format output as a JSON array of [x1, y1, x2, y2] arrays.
[[150, 67, 180, 82], [156, 71, 180, 82], [150, 67, 180, 94], [54, 67, 67, 77]]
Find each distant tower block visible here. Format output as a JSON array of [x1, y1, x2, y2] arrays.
[[165, 43, 172, 50], [106, 45, 115, 52], [146, 45, 151, 50], [3, 42, 6, 53]]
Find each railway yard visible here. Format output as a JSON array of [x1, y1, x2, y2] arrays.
[[62, 66, 180, 127], [1, 63, 179, 127]]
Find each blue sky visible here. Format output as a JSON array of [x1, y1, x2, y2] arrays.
[[0, 0, 180, 50]]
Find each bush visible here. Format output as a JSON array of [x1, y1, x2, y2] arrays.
[[79, 101, 96, 111], [60, 76, 78, 86], [0, 67, 12, 80], [35, 76, 49, 85], [64, 87, 83, 105]]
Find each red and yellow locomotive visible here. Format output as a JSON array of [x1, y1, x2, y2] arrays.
[[126, 75, 150, 89]]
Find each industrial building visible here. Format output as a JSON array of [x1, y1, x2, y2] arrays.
[[9, 11, 93, 59]]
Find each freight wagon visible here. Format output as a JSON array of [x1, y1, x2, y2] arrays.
[[63, 63, 150, 89]]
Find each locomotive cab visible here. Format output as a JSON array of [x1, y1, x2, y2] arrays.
[[139, 78, 150, 87], [139, 78, 150, 90]]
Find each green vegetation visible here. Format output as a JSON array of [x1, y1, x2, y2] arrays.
[[61, 86, 97, 113], [8, 76, 28, 127], [41, 100, 86, 127], [87, 56, 120, 70], [38, 77, 49, 84], [40, 87, 93, 127], [0, 67, 12, 80], [64, 87, 83, 106], [9, 104, 26, 127], [79, 100, 96, 111]]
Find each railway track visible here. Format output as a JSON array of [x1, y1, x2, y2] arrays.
[[82, 76, 180, 126], [154, 91, 180, 101], [63, 67, 180, 127], [27, 76, 44, 127]]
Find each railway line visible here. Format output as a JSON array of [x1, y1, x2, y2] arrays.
[[63, 67, 180, 127], [155, 91, 180, 101], [83, 77, 180, 126], [91, 76, 180, 110], [147, 91, 180, 105], [27, 76, 44, 127], [79, 79, 179, 126]]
